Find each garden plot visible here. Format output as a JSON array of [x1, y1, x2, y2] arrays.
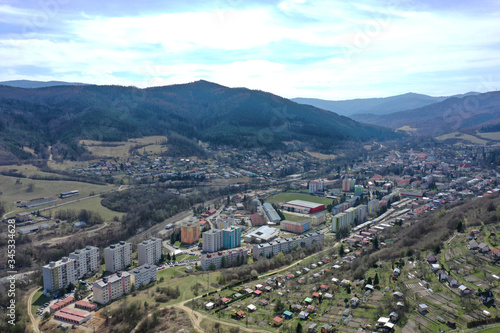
[[405, 282, 431, 297]]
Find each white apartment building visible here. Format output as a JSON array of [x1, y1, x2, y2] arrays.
[[43, 257, 78, 293], [200, 247, 247, 271], [69, 246, 99, 278], [137, 237, 162, 266], [252, 231, 324, 258], [93, 271, 131, 304], [202, 229, 222, 253], [104, 241, 132, 273], [129, 264, 157, 288]]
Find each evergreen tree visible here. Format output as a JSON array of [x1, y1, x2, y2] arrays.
[[374, 273, 380, 286], [296, 322, 303, 333], [373, 236, 379, 250], [367, 277, 373, 285], [339, 243, 344, 255]]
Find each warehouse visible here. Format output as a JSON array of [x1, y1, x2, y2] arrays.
[[281, 200, 325, 214]]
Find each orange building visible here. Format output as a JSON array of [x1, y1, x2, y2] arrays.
[[181, 220, 200, 245]]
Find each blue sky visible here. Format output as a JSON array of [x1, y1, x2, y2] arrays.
[[1, 0, 499, 99]]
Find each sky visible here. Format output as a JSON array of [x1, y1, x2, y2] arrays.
[[0, 0, 499, 99]]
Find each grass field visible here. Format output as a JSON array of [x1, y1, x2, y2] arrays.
[[80, 135, 168, 159], [133, 266, 222, 306], [266, 192, 333, 207], [31, 290, 52, 314], [476, 131, 500, 141], [304, 150, 337, 160], [436, 132, 489, 145], [45, 196, 123, 221], [0, 172, 115, 214], [282, 212, 307, 222]]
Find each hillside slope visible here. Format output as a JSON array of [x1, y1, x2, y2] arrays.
[[349, 91, 500, 136], [0, 80, 399, 161]]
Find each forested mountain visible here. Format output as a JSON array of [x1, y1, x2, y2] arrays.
[[293, 92, 480, 117], [292, 93, 448, 116], [349, 91, 500, 136], [0, 80, 399, 161], [0, 80, 88, 88]]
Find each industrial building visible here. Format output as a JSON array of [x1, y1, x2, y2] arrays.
[[244, 225, 280, 243], [263, 203, 281, 224], [280, 219, 311, 234], [281, 200, 325, 214]]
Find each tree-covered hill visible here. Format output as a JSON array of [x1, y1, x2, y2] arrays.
[[0, 80, 399, 161]]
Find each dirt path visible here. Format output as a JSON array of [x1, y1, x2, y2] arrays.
[[32, 222, 111, 246], [27, 287, 41, 333], [172, 299, 271, 333]]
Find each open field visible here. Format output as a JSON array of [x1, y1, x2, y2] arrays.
[[31, 290, 52, 314], [282, 212, 308, 222], [80, 135, 168, 159], [45, 196, 123, 220], [304, 150, 337, 160], [436, 132, 489, 145], [476, 131, 500, 141], [0, 172, 115, 214], [265, 192, 333, 206], [129, 266, 222, 307], [397, 125, 418, 132]]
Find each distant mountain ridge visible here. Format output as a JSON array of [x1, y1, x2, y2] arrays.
[[0, 80, 399, 162], [349, 91, 500, 136], [292, 92, 480, 117], [0, 80, 88, 88]]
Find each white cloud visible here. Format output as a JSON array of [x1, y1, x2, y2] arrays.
[[0, 1, 499, 99]]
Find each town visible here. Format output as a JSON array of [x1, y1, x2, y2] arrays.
[[2, 141, 500, 333]]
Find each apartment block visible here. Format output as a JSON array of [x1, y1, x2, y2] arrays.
[[200, 247, 247, 271], [202, 229, 222, 253], [129, 264, 157, 288], [137, 237, 162, 266], [43, 257, 78, 293], [69, 246, 99, 278], [222, 226, 242, 249], [252, 231, 324, 258], [104, 241, 132, 273], [92, 271, 131, 304], [181, 220, 200, 245]]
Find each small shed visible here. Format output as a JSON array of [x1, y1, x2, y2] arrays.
[[273, 316, 283, 326], [247, 304, 257, 312], [299, 311, 309, 320], [418, 303, 428, 314]]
